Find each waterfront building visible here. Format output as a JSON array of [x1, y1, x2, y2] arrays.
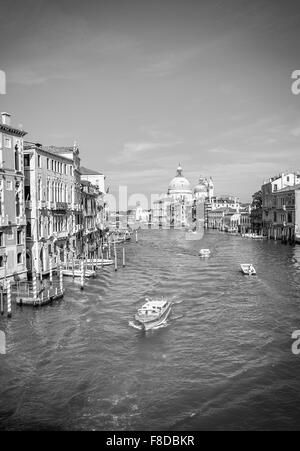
[[0, 112, 27, 283], [262, 172, 300, 242], [24, 143, 82, 275], [80, 167, 106, 231], [251, 190, 263, 235], [207, 205, 251, 234], [211, 196, 240, 211], [80, 180, 100, 256]]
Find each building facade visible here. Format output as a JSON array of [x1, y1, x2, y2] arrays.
[[24, 143, 83, 275], [0, 112, 27, 283], [262, 173, 300, 242]]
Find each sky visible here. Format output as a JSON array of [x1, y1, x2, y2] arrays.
[[1, 0, 300, 202]]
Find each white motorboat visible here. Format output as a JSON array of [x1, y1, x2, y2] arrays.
[[241, 264, 257, 276], [199, 249, 211, 257], [134, 299, 172, 331]]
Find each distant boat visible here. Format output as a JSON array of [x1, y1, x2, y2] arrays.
[[241, 264, 257, 276], [134, 299, 172, 331], [199, 249, 211, 257]]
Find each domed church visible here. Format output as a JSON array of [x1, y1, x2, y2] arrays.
[[167, 164, 193, 203], [194, 176, 214, 202]]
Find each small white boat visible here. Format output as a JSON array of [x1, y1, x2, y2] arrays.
[[62, 269, 96, 278], [134, 299, 172, 331], [199, 249, 211, 257], [241, 264, 257, 276], [84, 259, 114, 267]]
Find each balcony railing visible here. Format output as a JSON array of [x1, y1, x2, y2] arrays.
[[55, 202, 68, 211], [38, 200, 47, 210], [0, 216, 9, 227], [16, 216, 26, 226], [53, 231, 69, 239]]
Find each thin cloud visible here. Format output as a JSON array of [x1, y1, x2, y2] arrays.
[[111, 140, 182, 164]]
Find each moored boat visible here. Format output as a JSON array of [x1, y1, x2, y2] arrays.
[[134, 299, 172, 331], [62, 269, 96, 278], [84, 258, 114, 267]]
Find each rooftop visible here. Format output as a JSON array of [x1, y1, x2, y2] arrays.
[[80, 166, 103, 176], [276, 183, 300, 193]]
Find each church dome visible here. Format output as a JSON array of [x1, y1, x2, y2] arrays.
[[194, 177, 208, 194], [168, 164, 192, 194]]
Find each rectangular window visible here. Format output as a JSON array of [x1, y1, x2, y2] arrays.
[[0, 232, 3, 247], [24, 154, 30, 167], [17, 253, 22, 264], [25, 186, 31, 201], [4, 137, 12, 148], [38, 155, 41, 168], [70, 166, 73, 176], [52, 160, 54, 171], [47, 158, 50, 170], [17, 230, 22, 245], [6, 181, 12, 191], [6, 228, 14, 240]]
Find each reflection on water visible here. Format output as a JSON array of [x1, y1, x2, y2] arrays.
[[1, 230, 300, 431]]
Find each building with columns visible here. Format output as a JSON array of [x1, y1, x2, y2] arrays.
[[0, 112, 27, 283]]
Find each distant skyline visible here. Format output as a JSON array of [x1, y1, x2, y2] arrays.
[[1, 0, 300, 201]]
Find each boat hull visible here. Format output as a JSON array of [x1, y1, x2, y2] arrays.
[[135, 304, 172, 331], [241, 264, 257, 276]]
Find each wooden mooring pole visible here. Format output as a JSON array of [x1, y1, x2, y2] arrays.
[[0, 291, 4, 315], [80, 259, 84, 291], [33, 270, 37, 306], [114, 243, 118, 272], [123, 247, 126, 268], [49, 255, 53, 285], [7, 279, 12, 318]]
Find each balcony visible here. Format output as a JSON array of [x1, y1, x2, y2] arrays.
[[0, 216, 9, 227], [38, 200, 47, 210], [53, 230, 69, 240], [54, 202, 68, 211], [16, 216, 26, 226]]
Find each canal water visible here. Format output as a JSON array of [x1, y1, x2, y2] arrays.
[[1, 230, 300, 431]]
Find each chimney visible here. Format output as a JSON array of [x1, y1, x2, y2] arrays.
[[1, 112, 11, 126]]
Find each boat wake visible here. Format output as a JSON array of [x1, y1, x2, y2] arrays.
[[128, 321, 144, 331], [128, 319, 169, 331]]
